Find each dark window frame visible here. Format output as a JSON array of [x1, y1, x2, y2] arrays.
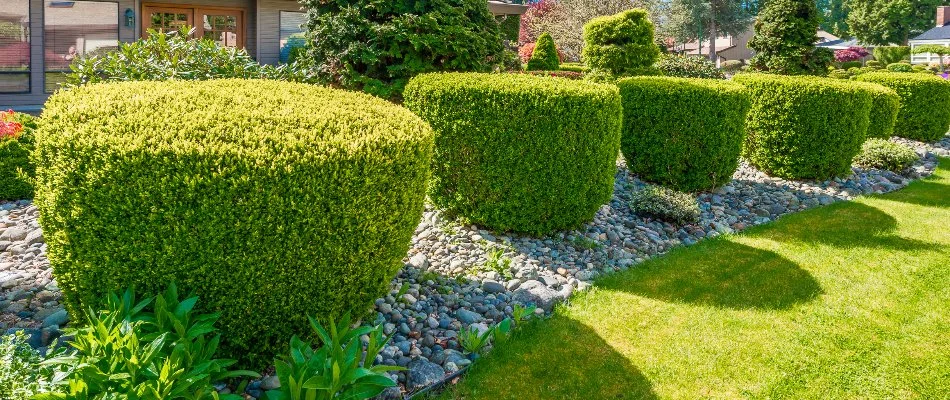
[[0, 0, 32, 94], [43, 0, 121, 93]]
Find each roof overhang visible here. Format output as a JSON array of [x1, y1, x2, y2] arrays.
[[487, 1, 530, 15]]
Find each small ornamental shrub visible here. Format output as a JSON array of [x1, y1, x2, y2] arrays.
[[721, 60, 744, 73], [301, 0, 504, 99], [582, 9, 661, 77], [828, 69, 851, 79], [35, 80, 434, 367], [629, 185, 700, 224], [42, 285, 258, 399], [853, 139, 919, 172], [0, 331, 55, 399], [852, 82, 900, 139], [0, 110, 35, 200], [837, 61, 863, 70], [527, 32, 560, 71], [873, 46, 910, 65], [886, 62, 913, 73], [404, 72, 622, 234], [856, 72, 950, 142], [617, 76, 750, 191], [834, 47, 869, 63], [866, 60, 882, 68], [654, 54, 725, 79], [733, 73, 872, 179]]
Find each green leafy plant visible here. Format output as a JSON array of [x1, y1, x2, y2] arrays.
[[748, 0, 832, 75], [570, 235, 602, 250], [0, 331, 56, 399], [617, 76, 750, 191], [404, 72, 621, 234], [853, 139, 920, 172], [721, 60, 744, 73], [511, 304, 537, 323], [480, 246, 513, 279], [654, 55, 725, 79], [527, 32, 560, 71], [629, 185, 701, 224], [265, 313, 401, 400], [872, 46, 910, 66], [458, 318, 513, 355], [582, 9, 661, 77], [300, 0, 505, 99], [37, 285, 258, 400], [886, 63, 913, 73], [0, 110, 35, 200], [855, 72, 950, 142], [866, 60, 882, 69], [36, 79, 434, 368], [734, 73, 872, 179]]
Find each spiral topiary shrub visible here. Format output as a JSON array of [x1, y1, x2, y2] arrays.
[[582, 9, 661, 77], [617, 76, 750, 191], [404, 72, 622, 234], [855, 72, 950, 142], [733, 73, 872, 179], [34, 79, 434, 368], [527, 32, 560, 71], [851, 81, 900, 139]]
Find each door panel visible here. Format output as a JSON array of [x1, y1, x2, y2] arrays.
[[143, 6, 193, 33], [140, 4, 245, 49]]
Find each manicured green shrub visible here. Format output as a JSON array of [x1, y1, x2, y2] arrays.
[[404, 72, 622, 234], [838, 61, 863, 70], [301, 0, 504, 99], [559, 62, 588, 73], [721, 60, 744, 73], [629, 185, 700, 224], [852, 139, 919, 172], [617, 76, 750, 191], [873, 46, 910, 65], [828, 69, 851, 79], [582, 9, 661, 77], [866, 60, 882, 68], [733, 73, 872, 179], [748, 0, 832, 75], [34, 79, 434, 367], [527, 32, 560, 71], [521, 70, 585, 80], [852, 82, 900, 139], [855, 72, 950, 142], [0, 110, 35, 200], [654, 54, 725, 79], [886, 62, 913, 72]]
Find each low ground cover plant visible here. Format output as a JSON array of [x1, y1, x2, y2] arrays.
[[582, 9, 661, 77], [628, 185, 700, 224], [853, 139, 920, 172], [734, 73, 872, 179], [855, 72, 950, 142], [404, 72, 621, 234], [35, 79, 434, 367], [0, 110, 35, 200], [617, 76, 749, 191]]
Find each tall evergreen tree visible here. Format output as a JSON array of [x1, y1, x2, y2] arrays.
[[748, 0, 834, 74]]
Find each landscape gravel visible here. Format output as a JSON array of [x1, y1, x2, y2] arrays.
[[1, 136, 946, 398]]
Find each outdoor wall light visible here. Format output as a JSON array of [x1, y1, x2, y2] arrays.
[[125, 8, 135, 28]]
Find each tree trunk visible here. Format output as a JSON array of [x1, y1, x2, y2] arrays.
[[709, 7, 718, 63]]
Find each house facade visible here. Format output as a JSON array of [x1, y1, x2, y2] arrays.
[[0, 0, 527, 109], [910, 6, 950, 65]]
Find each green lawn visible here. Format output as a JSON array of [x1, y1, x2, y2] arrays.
[[439, 158, 950, 400]]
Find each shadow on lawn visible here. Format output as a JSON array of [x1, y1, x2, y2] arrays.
[[601, 241, 822, 310], [879, 179, 950, 209], [441, 315, 658, 400], [762, 202, 941, 252]]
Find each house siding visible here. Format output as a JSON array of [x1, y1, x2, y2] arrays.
[[257, 0, 304, 65]]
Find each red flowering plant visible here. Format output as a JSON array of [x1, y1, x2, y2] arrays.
[[834, 46, 870, 62], [0, 110, 24, 140]]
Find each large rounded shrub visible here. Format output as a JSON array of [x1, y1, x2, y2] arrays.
[[582, 9, 661, 77], [855, 72, 950, 142], [404, 72, 622, 234], [733, 74, 872, 179], [34, 79, 434, 367], [617, 76, 750, 191], [852, 81, 900, 139]]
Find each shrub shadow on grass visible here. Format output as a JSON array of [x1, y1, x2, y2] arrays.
[[762, 201, 941, 251], [601, 241, 822, 310], [879, 179, 950, 208], [439, 315, 657, 400]]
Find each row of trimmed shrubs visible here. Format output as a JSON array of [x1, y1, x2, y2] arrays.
[[33, 70, 950, 370]]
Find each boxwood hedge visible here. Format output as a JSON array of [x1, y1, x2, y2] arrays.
[[733, 73, 872, 179], [34, 79, 434, 367], [617, 76, 750, 191], [404, 72, 622, 234], [855, 72, 950, 142], [852, 81, 900, 139]]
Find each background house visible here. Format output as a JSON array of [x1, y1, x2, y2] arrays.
[[910, 6, 950, 64], [0, 0, 528, 110], [673, 28, 838, 65]]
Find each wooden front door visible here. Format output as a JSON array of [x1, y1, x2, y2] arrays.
[[142, 4, 245, 48]]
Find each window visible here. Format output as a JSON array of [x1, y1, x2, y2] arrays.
[[279, 11, 306, 63], [0, 0, 30, 93], [44, 1, 119, 92]]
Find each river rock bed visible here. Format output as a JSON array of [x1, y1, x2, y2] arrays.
[[0, 136, 945, 398]]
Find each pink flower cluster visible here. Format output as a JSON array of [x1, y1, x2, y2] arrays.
[[834, 46, 870, 62], [0, 110, 24, 140]]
